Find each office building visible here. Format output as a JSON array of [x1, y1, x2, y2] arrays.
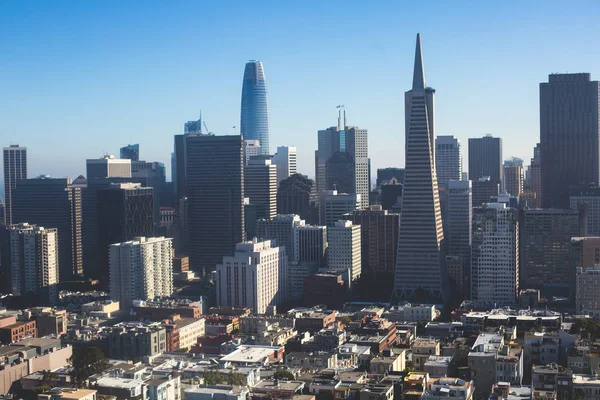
[[256, 214, 305, 259], [541, 73, 600, 208], [241, 60, 270, 155], [272, 146, 297, 185], [245, 157, 277, 220], [244, 139, 261, 165], [393, 34, 445, 301], [319, 190, 360, 227], [435, 135, 462, 188], [521, 209, 583, 299], [468, 135, 503, 188], [173, 134, 187, 201], [576, 266, 600, 315], [376, 168, 404, 188], [380, 179, 403, 212], [325, 151, 354, 194], [471, 197, 519, 305], [12, 177, 83, 280], [503, 157, 524, 198], [346, 125, 369, 207], [186, 134, 244, 273], [293, 225, 327, 266], [86, 155, 131, 179], [184, 117, 202, 135], [216, 239, 287, 314], [527, 144, 541, 208], [472, 176, 499, 207], [132, 160, 167, 222], [570, 186, 600, 236], [316, 123, 340, 194], [344, 206, 399, 277], [572, 237, 600, 272], [327, 220, 362, 282], [120, 144, 140, 161], [446, 180, 472, 295], [0, 197, 4, 226], [277, 174, 318, 224], [3, 145, 27, 225], [8, 223, 59, 305], [96, 183, 154, 286], [109, 236, 174, 310]]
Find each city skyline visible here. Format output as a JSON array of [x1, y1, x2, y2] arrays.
[[1, 2, 599, 183]]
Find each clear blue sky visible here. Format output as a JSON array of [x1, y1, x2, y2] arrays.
[[1, 1, 599, 183]]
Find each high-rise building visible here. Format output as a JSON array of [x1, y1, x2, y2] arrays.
[[527, 144, 542, 208], [319, 190, 360, 227], [293, 225, 327, 266], [570, 186, 600, 236], [8, 223, 59, 305], [241, 60, 270, 155], [380, 179, 403, 212], [503, 157, 524, 198], [392, 34, 445, 302], [86, 155, 131, 179], [0, 197, 4, 226], [96, 183, 154, 286], [256, 214, 305, 260], [325, 152, 355, 194], [184, 117, 203, 135], [173, 134, 187, 202], [272, 146, 297, 186], [471, 196, 519, 305], [468, 135, 503, 188], [376, 168, 405, 188], [572, 237, 600, 272], [120, 144, 140, 161], [316, 113, 369, 206], [244, 158, 277, 220], [327, 220, 362, 282], [109, 236, 173, 310], [216, 239, 286, 314], [446, 180, 472, 295], [186, 134, 244, 273], [344, 206, 399, 277], [244, 140, 261, 165], [3, 145, 27, 225], [520, 209, 584, 300], [472, 176, 499, 207], [435, 136, 462, 188], [277, 174, 318, 224], [131, 161, 167, 226], [541, 73, 600, 209], [576, 266, 600, 316], [12, 177, 83, 280]]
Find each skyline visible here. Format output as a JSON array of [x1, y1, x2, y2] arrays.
[[1, 2, 600, 182]]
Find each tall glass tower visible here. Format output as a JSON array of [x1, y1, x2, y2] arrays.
[[241, 60, 270, 155]]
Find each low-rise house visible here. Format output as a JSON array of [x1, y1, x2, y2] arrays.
[[412, 338, 441, 371], [146, 375, 181, 400], [495, 345, 523, 386], [172, 317, 205, 350], [89, 376, 147, 400], [424, 355, 455, 378], [422, 377, 473, 400], [184, 385, 248, 400], [251, 380, 305, 398], [531, 363, 572, 400], [403, 372, 429, 399], [360, 383, 394, 400], [37, 388, 97, 400], [370, 348, 406, 374], [573, 374, 600, 400], [468, 333, 504, 399], [285, 352, 337, 369]]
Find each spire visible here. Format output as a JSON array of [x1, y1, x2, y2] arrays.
[[412, 33, 426, 90]]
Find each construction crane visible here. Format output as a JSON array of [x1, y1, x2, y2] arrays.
[[203, 121, 210, 135]]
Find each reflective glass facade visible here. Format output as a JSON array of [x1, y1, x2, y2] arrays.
[[240, 60, 270, 155]]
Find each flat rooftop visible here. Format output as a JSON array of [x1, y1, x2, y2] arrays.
[[94, 377, 145, 389], [219, 345, 279, 364], [253, 379, 305, 392]]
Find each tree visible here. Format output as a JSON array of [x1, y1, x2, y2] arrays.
[[69, 346, 110, 387], [273, 369, 295, 381]]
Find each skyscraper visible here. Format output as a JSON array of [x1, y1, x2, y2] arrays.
[[471, 195, 519, 305], [319, 190, 360, 227], [293, 225, 327, 266], [277, 174, 319, 224], [8, 223, 59, 305], [503, 157, 524, 198], [327, 220, 362, 283], [435, 135, 462, 188], [526, 144, 542, 208], [96, 183, 154, 286], [256, 214, 305, 259], [3, 145, 27, 225], [540, 73, 600, 209], [271, 146, 297, 185], [12, 177, 83, 281], [244, 140, 261, 165], [392, 34, 445, 301], [109, 236, 174, 310], [446, 180, 472, 296], [216, 239, 287, 314], [120, 144, 140, 161], [468, 135, 503, 188], [241, 60, 270, 155], [186, 134, 244, 273], [244, 157, 277, 220]]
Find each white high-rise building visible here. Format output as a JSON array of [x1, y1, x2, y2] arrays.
[[327, 220, 362, 282], [471, 196, 519, 305], [256, 214, 305, 259], [245, 158, 277, 219], [272, 146, 297, 186], [435, 135, 462, 188], [86, 155, 131, 179], [9, 223, 59, 305], [109, 236, 174, 310], [216, 239, 287, 314], [244, 140, 261, 165], [319, 190, 360, 226]]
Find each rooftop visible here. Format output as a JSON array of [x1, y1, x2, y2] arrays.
[[94, 376, 145, 389], [252, 379, 305, 392], [219, 345, 280, 364]]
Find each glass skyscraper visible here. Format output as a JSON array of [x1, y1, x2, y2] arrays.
[[241, 60, 270, 155]]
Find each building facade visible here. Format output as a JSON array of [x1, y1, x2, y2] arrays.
[[570, 186, 600, 236], [120, 144, 140, 161], [468, 135, 503, 189], [216, 239, 287, 314], [109, 236, 174, 310], [393, 34, 445, 301], [446, 180, 472, 295], [293, 225, 327, 266], [256, 214, 305, 260], [327, 220, 362, 282], [319, 190, 360, 227], [245, 157, 277, 220], [86, 155, 131, 179], [272, 146, 297, 186], [241, 60, 270, 155], [277, 174, 318, 224], [435, 135, 462, 188], [503, 157, 524, 198], [3, 145, 27, 225]]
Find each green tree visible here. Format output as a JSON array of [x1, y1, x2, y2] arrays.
[[273, 369, 295, 380], [68, 347, 110, 387]]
